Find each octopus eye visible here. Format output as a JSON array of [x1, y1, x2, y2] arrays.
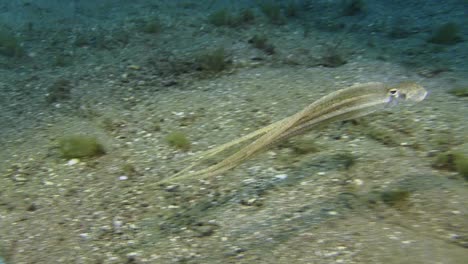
[[389, 88, 398, 96]]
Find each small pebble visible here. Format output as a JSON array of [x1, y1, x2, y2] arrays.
[[13, 176, 27, 182], [128, 65, 141, 70], [274, 174, 288, 180], [126, 252, 140, 261], [43, 181, 54, 186], [67, 158, 80, 166], [354, 179, 364, 186]]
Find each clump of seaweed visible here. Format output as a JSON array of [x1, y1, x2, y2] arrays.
[[432, 151, 458, 171], [285, 1, 299, 17], [196, 47, 230, 73], [363, 126, 399, 146], [120, 163, 139, 178], [248, 34, 275, 55], [58, 135, 105, 159], [432, 151, 468, 180], [53, 53, 72, 67], [208, 8, 255, 27], [335, 152, 356, 170], [428, 22, 462, 45], [319, 41, 347, 68], [455, 153, 468, 180], [73, 33, 90, 47], [238, 8, 256, 24], [287, 138, 320, 155], [0, 242, 13, 264], [427, 130, 458, 152], [166, 131, 191, 151], [342, 0, 366, 16], [388, 18, 414, 39], [258, 1, 286, 25], [380, 189, 410, 208], [141, 17, 162, 34], [0, 28, 23, 57], [448, 86, 468, 97], [208, 9, 235, 27]]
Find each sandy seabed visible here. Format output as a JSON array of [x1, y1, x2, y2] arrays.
[[0, 1, 467, 263]]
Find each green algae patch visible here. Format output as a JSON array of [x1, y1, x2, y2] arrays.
[[381, 189, 410, 207], [58, 135, 105, 159], [197, 47, 230, 73], [433, 150, 468, 180], [166, 131, 191, 151]]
